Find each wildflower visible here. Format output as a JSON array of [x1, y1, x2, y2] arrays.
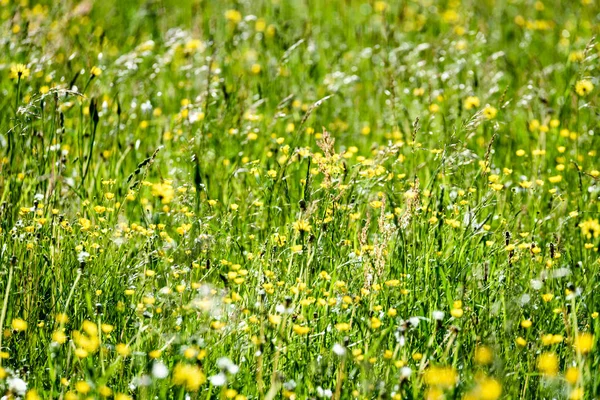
[[370, 316, 382, 329], [75, 381, 91, 394], [516, 337, 527, 347], [464, 96, 480, 110], [466, 377, 502, 400], [7, 377, 27, 396], [569, 388, 584, 400], [26, 389, 41, 400], [574, 333, 594, 354], [172, 363, 206, 391], [292, 324, 310, 335], [90, 66, 102, 77], [332, 343, 346, 356], [10, 64, 30, 80], [537, 352, 558, 376], [565, 367, 579, 385], [482, 105, 497, 119], [520, 319, 532, 328], [152, 362, 169, 379], [423, 366, 458, 388], [209, 373, 227, 386], [580, 219, 600, 239], [12, 318, 28, 331], [224, 9, 242, 24], [292, 219, 311, 233], [52, 330, 67, 344], [474, 346, 493, 365], [575, 80, 594, 96], [151, 182, 175, 204], [374, 1, 388, 12], [335, 322, 351, 332], [541, 293, 554, 302], [116, 343, 131, 357]]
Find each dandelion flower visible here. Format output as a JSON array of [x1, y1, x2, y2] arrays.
[[12, 318, 28, 331], [574, 333, 594, 354], [482, 105, 497, 119], [575, 80, 594, 96], [464, 96, 480, 110], [537, 352, 558, 376], [9, 64, 30, 80]]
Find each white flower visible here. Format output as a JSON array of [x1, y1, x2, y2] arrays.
[[332, 343, 346, 356], [77, 251, 90, 263], [152, 362, 169, 379], [209, 373, 226, 386], [7, 377, 27, 396], [530, 279, 543, 290], [400, 367, 412, 378], [141, 100, 153, 113], [216, 357, 239, 375], [432, 311, 445, 321]]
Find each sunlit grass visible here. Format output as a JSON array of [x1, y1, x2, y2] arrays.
[[0, 0, 599, 399]]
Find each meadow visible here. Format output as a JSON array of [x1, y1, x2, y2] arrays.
[[0, 0, 599, 398]]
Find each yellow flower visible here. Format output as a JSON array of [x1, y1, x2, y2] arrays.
[[574, 333, 594, 354], [52, 330, 67, 344], [464, 96, 480, 110], [151, 182, 175, 204], [541, 293, 554, 302], [292, 324, 310, 335], [11, 318, 28, 331], [423, 366, 458, 388], [78, 218, 92, 231], [450, 308, 463, 318], [335, 322, 351, 332], [225, 9, 242, 24], [10, 63, 30, 80], [483, 105, 497, 119], [172, 363, 206, 391], [374, 1, 388, 12], [565, 367, 579, 385], [575, 79, 594, 96], [90, 66, 102, 77], [370, 316, 382, 329], [569, 388, 584, 400], [250, 64, 261, 74], [537, 352, 558, 376], [25, 389, 41, 400], [474, 345, 493, 365], [580, 219, 600, 239], [292, 219, 311, 233], [75, 381, 91, 394], [474, 377, 502, 400], [116, 343, 131, 357]]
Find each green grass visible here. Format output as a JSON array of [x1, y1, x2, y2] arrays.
[[0, 0, 599, 399]]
